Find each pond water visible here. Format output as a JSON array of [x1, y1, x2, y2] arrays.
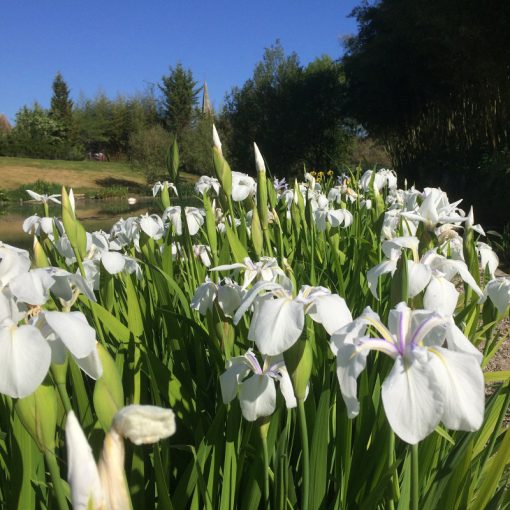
[[0, 197, 158, 250]]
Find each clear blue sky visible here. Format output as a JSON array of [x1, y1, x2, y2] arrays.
[[1, 0, 360, 122]]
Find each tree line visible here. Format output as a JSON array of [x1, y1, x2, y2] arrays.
[[0, 42, 360, 181]]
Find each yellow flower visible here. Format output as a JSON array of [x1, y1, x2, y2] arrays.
[[327, 170, 334, 177]]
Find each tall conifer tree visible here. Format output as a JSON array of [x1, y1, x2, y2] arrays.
[[50, 72, 73, 138], [159, 64, 200, 138]]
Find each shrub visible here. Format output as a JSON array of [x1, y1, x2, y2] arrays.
[[128, 125, 173, 182]]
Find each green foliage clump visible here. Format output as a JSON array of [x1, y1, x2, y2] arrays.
[[4, 104, 68, 159], [7, 180, 61, 202], [91, 185, 129, 199], [128, 125, 173, 182], [179, 112, 214, 176]]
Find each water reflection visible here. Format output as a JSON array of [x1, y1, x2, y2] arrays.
[[0, 197, 158, 250]]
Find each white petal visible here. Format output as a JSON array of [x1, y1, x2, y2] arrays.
[[48, 337, 68, 364], [239, 374, 276, 421], [477, 242, 499, 279], [327, 209, 345, 228], [233, 281, 284, 324], [444, 320, 483, 363], [22, 215, 40, 234], [140, 215, 163, 239], [381, 350, 443, 444], [219, 357, 250, 404], [330, 318, 368, 355], [9, 269, 55, 305], [185, 209, 204, 236], [66, 411, 104, 510], [406, 261, 431, 298], [428, 346, 484, 432], [0, 245, 31, 287], [381, 236, 419, 260], [307, 294, 352, 335], [210, 262, 246, 272], [409, 310, 446, 346], [423, 276, 459, 316], [248, 297, 304, 356], [450, 260, 483, 297], [0, 291, 18, 322], [26, 190, 43, 201], [74, 343, 103, 380], [101, 252, 126, 275], [278, 367, 297, 408], [190, 282, 217, 316], [0, 323, 51, 398], [44, 311, 96, 359], [40, 217, 54, 235], [486, 278, 510, 315], [431, 257, 482, 297], [335, 343, 369, 418], [217, 284, 243, 317], [367, 260, 398, 299]]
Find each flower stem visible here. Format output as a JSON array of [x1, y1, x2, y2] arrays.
[[411, 443, 419, 510], [260, 421, 270, 508], [75, 251, 105, 343], [55, 380, 72, 414], [297, 398, 309, 510], [387, 430, 399, 510], [44, 450, 69, 510], [51, 364, 72, 414]]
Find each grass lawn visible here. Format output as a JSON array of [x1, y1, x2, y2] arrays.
[[0, 156, 197, 196]]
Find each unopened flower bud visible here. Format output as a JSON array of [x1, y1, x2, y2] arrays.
[[112, 405, 176, 445], [213, 124, 222, 155], [254, 142, 265, 173]]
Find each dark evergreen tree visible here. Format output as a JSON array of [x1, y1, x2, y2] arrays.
[[159, 64, 200, 138], [49, 72, 73, 136]]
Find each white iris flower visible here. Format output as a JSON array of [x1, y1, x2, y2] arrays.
[[234, 282, 352, 356], [220, 349, 297, 421], [330, 303, 484, 444]]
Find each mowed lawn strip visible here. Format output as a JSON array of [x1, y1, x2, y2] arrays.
[[0, 156, 197, 193]]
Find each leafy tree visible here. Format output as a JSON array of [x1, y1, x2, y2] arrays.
[[8, 104, 66, 158], [0, 114, 12, 135], [159, 64, 200, 138], [221, 42, 353, 176], [74, 93, 113, 155]]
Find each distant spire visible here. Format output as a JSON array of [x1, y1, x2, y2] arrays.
[[202, 82, 213, 116]]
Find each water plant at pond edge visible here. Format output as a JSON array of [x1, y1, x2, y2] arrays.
[[0, 130, 510, 509]]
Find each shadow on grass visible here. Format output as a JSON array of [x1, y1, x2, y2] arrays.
[[95, 177, 147, 193]]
